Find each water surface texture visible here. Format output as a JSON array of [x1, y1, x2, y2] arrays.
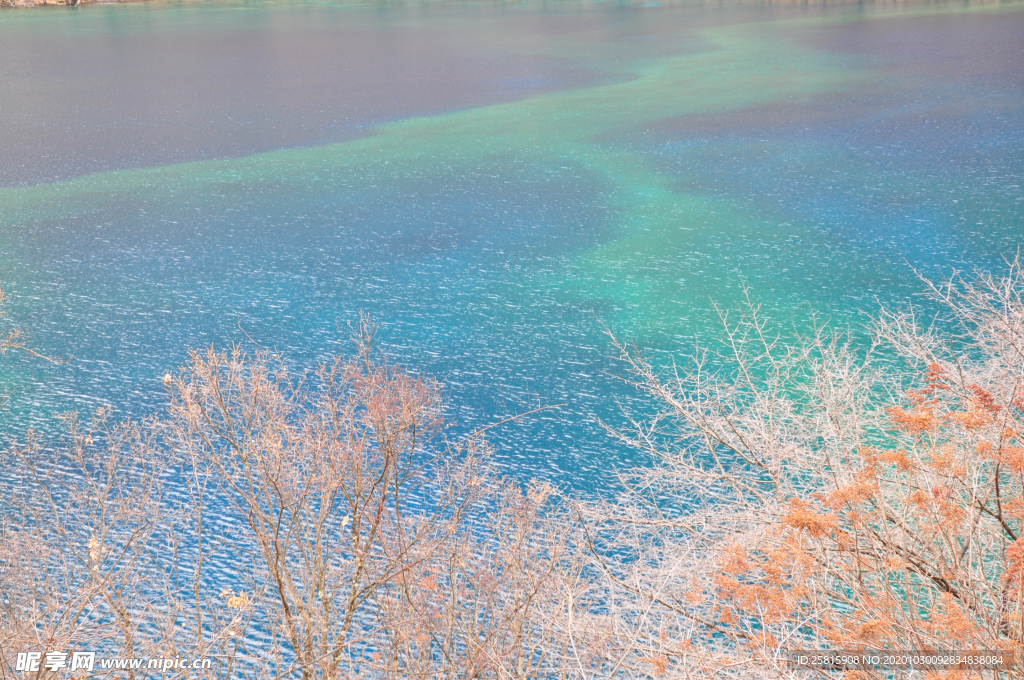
[[1, 0, 1022, 487]]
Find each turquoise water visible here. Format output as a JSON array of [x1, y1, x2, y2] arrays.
[[1, 0, 1022, 487]]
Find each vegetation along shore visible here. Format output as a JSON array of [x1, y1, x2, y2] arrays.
[[4, 261, 1024, 677]]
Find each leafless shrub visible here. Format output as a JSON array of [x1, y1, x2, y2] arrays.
[[0, 411, 174, 678], [373, 477, 594, 679]]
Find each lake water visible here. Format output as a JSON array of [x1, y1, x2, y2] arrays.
[[1, 0, 1022, 489]]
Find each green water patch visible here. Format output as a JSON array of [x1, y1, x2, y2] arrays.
[[1, 2, 1020, 350]]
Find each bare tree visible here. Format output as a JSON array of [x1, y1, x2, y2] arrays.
[[2, 315, 584, 680], [163, 318, 490, 678]]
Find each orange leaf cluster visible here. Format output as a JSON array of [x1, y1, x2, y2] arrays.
[[783, 498, 836, 537], [1004, 538, 1024, 586], [639, 655, 668, 675]]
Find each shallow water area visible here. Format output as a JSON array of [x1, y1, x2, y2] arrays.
[[1, 0, 1022, 489]]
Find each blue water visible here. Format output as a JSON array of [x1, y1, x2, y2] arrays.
[[1, 0, 1022, 489]]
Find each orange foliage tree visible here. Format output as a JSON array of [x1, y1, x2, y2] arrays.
[[581, 264, 1024, 678]]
